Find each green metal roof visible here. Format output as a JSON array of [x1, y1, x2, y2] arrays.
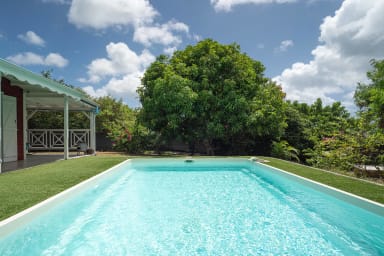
[[0, 58, 98, 110]]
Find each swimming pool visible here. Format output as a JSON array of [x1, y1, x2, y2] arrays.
[[0, 158, 383, 255]]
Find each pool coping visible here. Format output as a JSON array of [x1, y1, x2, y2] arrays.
[[0, 157, 383, 238], [0, 159, 132, 238], [255, 161, 384, 216]]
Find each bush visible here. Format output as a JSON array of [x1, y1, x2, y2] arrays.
[[110, 124, 154, 154], [271, 140, 300, 162]]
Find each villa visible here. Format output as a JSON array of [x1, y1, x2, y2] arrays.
[[0, 58, 98, 172]]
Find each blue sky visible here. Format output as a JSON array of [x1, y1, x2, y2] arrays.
[[1, 0, 383, 112]]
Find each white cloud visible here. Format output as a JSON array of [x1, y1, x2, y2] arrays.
[[80, 42, 155, 107], [7, 52, 44, 66], [211, 0, 297, 12], [192, 34, 203, 42], [164, 46, 177, 55], [17, 31, 45, 47], [67, 0, 191, 50], [68, 0, 158, 30], [273, 0, 384, 110], [66, 1, 192, 106], [83, 73, 143, 107], [44, 53, 69, 67], [81, 42, 155, 83], [276, 40, 294, 52], [133, 20, 189, 47], [6, 52, 68, 67]]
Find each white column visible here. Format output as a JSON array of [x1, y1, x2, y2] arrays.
[[90, 111, 96, 153], [64, 96, 69, 160], [23, 91, 27, 160]]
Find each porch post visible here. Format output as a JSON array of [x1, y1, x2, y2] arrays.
[[90, 111, 96, 152], [64, 95, 69, 160], [23, 91, 27, 160]]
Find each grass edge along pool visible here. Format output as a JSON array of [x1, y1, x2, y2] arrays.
[[257, 161, 384, 216], [0, 159, 132, 239], [0, 158, 383, 254]]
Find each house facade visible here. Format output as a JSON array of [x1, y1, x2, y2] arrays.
[[0, 59, 98, 169]]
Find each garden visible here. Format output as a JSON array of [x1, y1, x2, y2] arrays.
[[29, 39, 384, 181]]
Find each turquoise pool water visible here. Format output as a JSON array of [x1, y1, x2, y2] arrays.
[[0, 158, 383, 255]]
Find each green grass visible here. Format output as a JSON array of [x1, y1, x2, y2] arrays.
[[0, 156, 127, 221], [259, 157, 384, 204]]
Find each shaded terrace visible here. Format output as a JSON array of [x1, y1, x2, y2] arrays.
[[0, 59, 98, 173]]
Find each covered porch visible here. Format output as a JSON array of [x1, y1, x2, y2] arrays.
[[0, 58, 98, 173], [1, 152, 80, 172]]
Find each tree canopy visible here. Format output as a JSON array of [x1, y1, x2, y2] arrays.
[[354, 59, 384, 165], [94, 96, 135, 134], [138, 39, 286, 154], [355, 59, 384, 129]]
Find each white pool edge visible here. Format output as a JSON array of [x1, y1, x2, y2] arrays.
[[256, 161, 384, 215], [0, 159, 131, 237], [1, 158, 383, 237]]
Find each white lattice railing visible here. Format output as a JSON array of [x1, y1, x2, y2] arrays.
[[27, 129, 90, 150]]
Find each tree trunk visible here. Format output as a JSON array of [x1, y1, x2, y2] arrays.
[[203, 139, 214, 155]]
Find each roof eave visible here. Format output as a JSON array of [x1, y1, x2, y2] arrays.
[[0, 58, 97, 109]]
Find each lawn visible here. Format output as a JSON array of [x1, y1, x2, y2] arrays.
[[259, 157, 384, 204], [0, 156, 127, 221]]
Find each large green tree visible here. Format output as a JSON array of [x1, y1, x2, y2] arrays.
[[94, 96, 151, 153], [354, 59, 384, 165], [94, 96, 135, 133], [138, 39, 286, 154], [282, 99, 353, 165], [355, 59, 384, 129], [280, 101, 313, 161]]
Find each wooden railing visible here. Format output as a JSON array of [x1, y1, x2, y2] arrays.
[[27, 129, 90, 150]]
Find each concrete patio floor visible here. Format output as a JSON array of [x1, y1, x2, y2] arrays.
[[1, 152, 80, 173]]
